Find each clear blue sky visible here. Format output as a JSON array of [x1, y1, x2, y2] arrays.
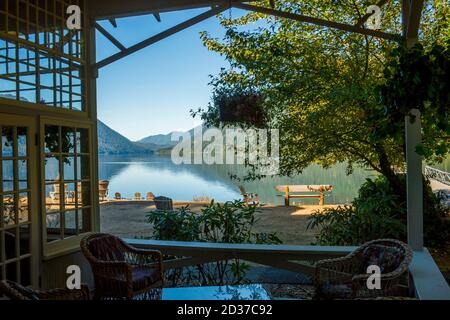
[[96, 8, 238, 141]]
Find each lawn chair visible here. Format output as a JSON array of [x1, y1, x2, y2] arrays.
[[239, 186, 260, 205], [68, 182, 82, 204], [99, 180, 109, 201], [49, 183, 69, 203], [134, 192, 142, 200]]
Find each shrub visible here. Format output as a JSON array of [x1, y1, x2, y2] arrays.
[[148, 206, 201, 242], [147, 200, 281, 286], [308, 175, 450, 247]]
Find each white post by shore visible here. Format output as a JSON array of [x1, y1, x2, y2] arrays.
[[405, 108, 424, 251]]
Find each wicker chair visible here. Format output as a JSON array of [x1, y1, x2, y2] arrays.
[[0, 280, 90, 300], [80, 233, 163, 300], [314, 239, 413, 299]]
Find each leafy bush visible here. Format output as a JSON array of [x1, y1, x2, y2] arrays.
[[308, 175, 450, 247], [374, 42, 450, 163], [147, 200, 281, 286], [148, 206, 201, 242]]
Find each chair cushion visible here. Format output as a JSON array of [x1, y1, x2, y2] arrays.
[[319, 282, 353, 299], [360, 244, 405, 274], [132, 267, 161, 291], [95, 266, 161, 296]]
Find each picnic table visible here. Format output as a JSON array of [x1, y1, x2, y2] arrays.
[[275, 185, 333, 206]]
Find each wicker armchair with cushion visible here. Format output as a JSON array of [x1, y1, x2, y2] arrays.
[[80, 233, 163, 300], [0, 280, 90, 300], [314, 239, 413, 299]]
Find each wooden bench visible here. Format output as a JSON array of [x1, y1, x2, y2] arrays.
[[275, 185, 333, 206]]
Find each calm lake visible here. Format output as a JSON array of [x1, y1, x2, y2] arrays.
[[98, 154, 375, 205]]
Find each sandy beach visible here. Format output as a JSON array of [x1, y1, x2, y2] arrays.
[[99, 201, 338, 245]]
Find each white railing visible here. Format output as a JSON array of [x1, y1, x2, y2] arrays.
[[425, 166, 450, 186], [126, 239, 355, 276], [410, 249, 450, 300], [125, 239, 450, 300]]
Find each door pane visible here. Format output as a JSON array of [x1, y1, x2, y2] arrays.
[[63, 156, 75, 180], [18, 160, 28, 190], [76, 128, 89, 153], [3, 194, 16, 226], [45, 156, 60, 182], [4, 228, 17, 260], [46, 212, 61, 242], [17, 127, 28, 157], [0, 121, 34, 286], [1, 127, 14, 157], [20, 258, 31, 286], [6, 262, 18, 282], [44, 125, 60, 153], [62, 127, 75, 154], [18, 192, 29, 223], [2, 160, 14, 192], [44, 124, 92, 241]]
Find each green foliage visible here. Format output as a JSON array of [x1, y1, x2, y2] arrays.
[[215, 86, 265, 127], [194, 0, 449, 187], [148, 206, 201, 242], [308, 175, 450, 247], [147, 200, 281, 286], [371, 41, 450, 163], [307, 205, 406, 246]]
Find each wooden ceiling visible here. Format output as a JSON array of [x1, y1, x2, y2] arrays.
[[89, 0, 247, 20]]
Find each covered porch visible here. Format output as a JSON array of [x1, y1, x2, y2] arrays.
[[0, 0, 449, 300]]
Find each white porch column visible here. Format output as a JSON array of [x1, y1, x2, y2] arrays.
[[405, 109, 424, 251]]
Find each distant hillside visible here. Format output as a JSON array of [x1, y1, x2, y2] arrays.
[[97, 122, 207, 155], [97, 120, 155, 155], [138, 132, 180, 147], [138, 125, 204, 148]]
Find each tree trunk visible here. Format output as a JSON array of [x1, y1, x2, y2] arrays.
[[376, 145, 407, 204]]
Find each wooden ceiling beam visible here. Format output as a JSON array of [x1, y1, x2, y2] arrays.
[[109, 18, 118, 28], [95, 23, 126, 51], [94, 4, 230, 70], [153, 13, 162, 22], [91, 0, 253, 20], [233, 2, 401, 41]]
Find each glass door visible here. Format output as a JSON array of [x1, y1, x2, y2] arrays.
[[0, 114, 38, 287]]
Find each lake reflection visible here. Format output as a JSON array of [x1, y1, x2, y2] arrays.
[[98, 154, 374, 205]]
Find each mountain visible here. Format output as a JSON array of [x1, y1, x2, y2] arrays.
[[138, 125, 204, 147], [97, 122, 206, 155], [97, 120, 156, 154], [138, 132, 179, 147]]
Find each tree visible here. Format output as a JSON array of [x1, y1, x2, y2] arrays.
[[194, 0, 449, 200]]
